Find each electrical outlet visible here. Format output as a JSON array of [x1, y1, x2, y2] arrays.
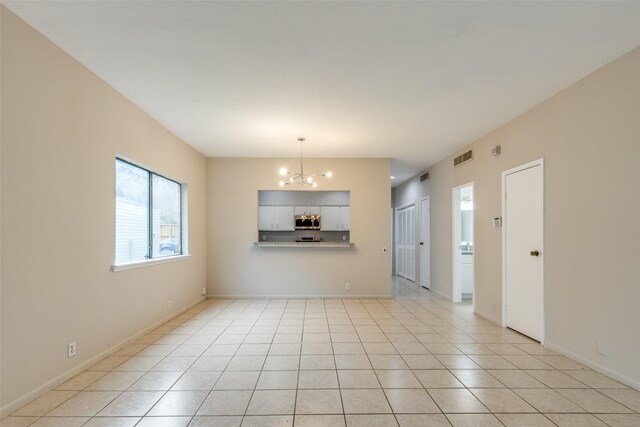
[[345, 282, 351, 290], [202, 287, 206, 296], [167, 300, 172, 311], [68, 341, 76, 358]]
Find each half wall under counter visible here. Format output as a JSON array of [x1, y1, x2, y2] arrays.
[[254, 241, 354, 248]]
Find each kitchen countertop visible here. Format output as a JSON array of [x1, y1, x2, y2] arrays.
[[254, 241, 353, 248]]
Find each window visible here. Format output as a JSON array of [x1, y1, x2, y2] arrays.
[[115, 158, 183, 264]]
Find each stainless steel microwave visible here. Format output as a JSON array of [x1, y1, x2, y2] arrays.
[[295, 215, 320, 230]]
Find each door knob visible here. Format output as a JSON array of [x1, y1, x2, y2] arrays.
[[530, 250, 540, 257], [419, 242, 424, 246]]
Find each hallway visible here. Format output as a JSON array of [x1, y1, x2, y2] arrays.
[[4, 278, 639, 426]]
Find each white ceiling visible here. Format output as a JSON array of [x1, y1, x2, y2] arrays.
[[5, 1, 640, 185]]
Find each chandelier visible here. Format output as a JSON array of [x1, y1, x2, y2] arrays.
[[279, 137, 332, 188]]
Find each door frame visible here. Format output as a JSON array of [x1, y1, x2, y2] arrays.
[[395, 201, 416, 281], [452, 182, 474, 306], [501, 158, 545, 343], [419, 197, 431, 289]]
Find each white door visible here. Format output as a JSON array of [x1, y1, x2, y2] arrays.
[[504, 160, 544, 342], [273, 206, 295, 231], [408, 207, 415, 279], [396, 209, 403, 277], [258, 206, 274, 231], [321, 206, 341, 231], [398, 208, 405, 277], [419, 198, 430, 289], [396, 204, 416, 281]]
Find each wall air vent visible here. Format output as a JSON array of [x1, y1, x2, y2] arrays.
[[453, 150, 473, 168], [420, 172, 430, 182]]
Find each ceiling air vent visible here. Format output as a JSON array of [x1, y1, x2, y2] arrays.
[[420, 172, 430, 182], [454, 150, 473, 168]]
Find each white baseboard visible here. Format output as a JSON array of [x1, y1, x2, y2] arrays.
[[544, 341, 640, 391], [474, 310, 501, 326], [0, 295, 206, 419], [429, 287, 452, 301], [207, 294, 393, 299]]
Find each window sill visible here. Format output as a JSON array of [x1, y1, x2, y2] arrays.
[[112, 254, 191, 272]]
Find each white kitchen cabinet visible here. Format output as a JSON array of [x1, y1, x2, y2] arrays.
[[258, 206, 274, 231], [320, 206, 340, 230], [294, 206, 320, 216], [320, 206, 350, 231], [461, 254, 474, 295], [258, 206, 294, 231], [340, 206, 350, 230], [273, 206, 295, 230]]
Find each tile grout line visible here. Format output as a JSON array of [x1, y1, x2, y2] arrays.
[[9, 280, 638, 427], [132, 297, 239, 426]]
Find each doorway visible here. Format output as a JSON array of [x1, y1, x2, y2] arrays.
[[419, 197, 431, 289], [395, 203, 416, 281], [452, 183, 474, 305], [502, 159, 545, 342]]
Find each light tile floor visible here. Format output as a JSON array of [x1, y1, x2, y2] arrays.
[[3, 277, 639, 426]]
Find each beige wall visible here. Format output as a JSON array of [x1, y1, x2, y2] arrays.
[[0, 7, 207, 412], [207, 157, 392, 298], [398, 46, 640, 387]]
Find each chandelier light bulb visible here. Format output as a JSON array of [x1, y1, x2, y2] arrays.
[[307, 177, 313, 183], [326, 171, 332, 178], [289, 177, 294, 182], [279, 167, 287, 176], [279, 180, 285, 187], [312, 182, 318, 188]]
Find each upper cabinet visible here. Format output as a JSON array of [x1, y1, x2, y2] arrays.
[[258, 206, 295, 231], [294, 206, 320, 216], [258, 206, 274, 231], [259, 204, 349, 231], [340, 206, 350, 230], [274, 206, 295, 230], [320, 206, 350, 231]]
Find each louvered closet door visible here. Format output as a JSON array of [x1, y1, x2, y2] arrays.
[[408, 206, 416, 281], [403, 208, 409, 279], [396, 204, 416, 281], [400, 210, 405, 277], [397, 209, 403, 277], [409, 207, 415, 279]]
